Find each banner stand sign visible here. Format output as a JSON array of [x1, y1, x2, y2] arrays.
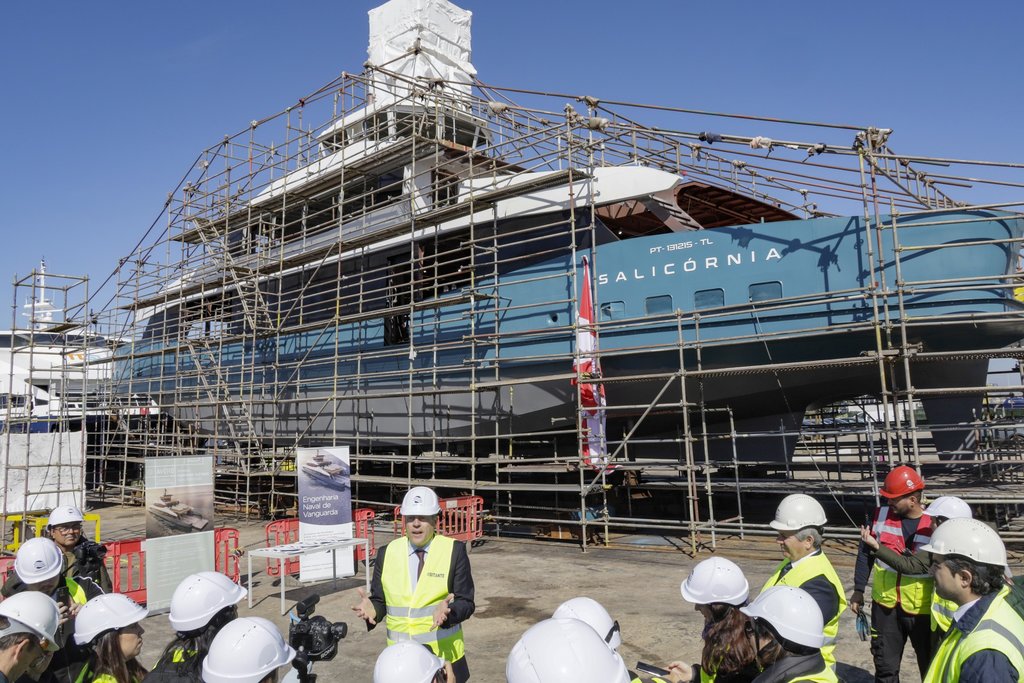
[[144, 456, 215, 611], [297, 446, 353, 581]]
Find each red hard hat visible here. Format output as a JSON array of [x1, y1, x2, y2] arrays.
[[880, 465, 925, 498]]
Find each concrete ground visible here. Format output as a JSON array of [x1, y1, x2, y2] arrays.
[[90, 504, 931, 682]]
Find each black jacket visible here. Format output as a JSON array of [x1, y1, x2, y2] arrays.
[[752, 652, 828, 683]]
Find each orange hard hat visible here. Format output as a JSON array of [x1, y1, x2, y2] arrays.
[[880, 465, 925, 498]]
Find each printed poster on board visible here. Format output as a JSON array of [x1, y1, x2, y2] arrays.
[[143, 456, 215, 611], [297, 446, 354, 581]]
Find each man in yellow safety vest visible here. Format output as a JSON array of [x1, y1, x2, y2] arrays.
[[353, 486, 475, 682], [920, 518, 1024, 683], [762, 494, 847, 669], [859, 495, 973, 652], [851, 465, 934, 682]]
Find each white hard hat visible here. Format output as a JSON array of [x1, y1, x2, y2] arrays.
[[769, 494, 827, 531], [401, 487, 441, 516], [553, 597, 621, 651], [924, 496, 972, 521], [14, 537, 64, 584], [680, 557, 749, 606], [373, 642, 445, 683], [741, 586, 826, 649], [0, 591, 62, 652], [169, 571, 247, 632], [506, 618, 631, 683], [74, 594, 149, 645], [202, 617, 296, 683], [48, 506, 85, 527], [920, 517, 1007, 567]]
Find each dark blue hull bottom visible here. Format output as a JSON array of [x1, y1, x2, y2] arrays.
[[153, 320, 1020, 462]]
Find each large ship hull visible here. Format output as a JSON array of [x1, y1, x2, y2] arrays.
[[126, 209, 1024, 460]]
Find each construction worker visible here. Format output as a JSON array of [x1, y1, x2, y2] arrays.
[[762, 494, 846, 669], [552, 597, 621, 652], [919, 517, 1024, 682], [672, 557, 757, 683], [352, 486, 475, 683], [741, 586, 837, 683], [851, 465, 934, 682], [373, 641, 456, 683], [0, 592, 62, 683], [73, 594, 149, 683], [859, 495, 973, 645], [46, 507, 113, 593], [201, 618, 295, 683], [4, 537, 102, 683], [506, 617, 676, 683], [144, 572, 246, 683]]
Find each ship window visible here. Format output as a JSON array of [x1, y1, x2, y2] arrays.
[[375, 172, 404, 206], [694, 288, 725, 309], [749, 281, 783, 302], [644, 295, 673, 316], [599, 301, 625, 321]]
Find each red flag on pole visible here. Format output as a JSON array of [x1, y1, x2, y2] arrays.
[[573, 256, 610, 471]]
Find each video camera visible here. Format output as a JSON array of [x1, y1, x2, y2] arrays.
[[288, 595, 347, 683], [72, 539, 108, 579]]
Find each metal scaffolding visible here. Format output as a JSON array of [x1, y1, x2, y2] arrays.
[[1, 264, 93, 542], [85, 61, 1024, 550]]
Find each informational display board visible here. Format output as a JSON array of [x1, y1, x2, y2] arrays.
[[144, 456, 215, 610], [296, 446, 353, 581]]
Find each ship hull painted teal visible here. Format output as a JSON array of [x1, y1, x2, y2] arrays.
[[124, 210, 1024, 459]]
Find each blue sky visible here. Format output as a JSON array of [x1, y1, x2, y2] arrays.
[[1, 1, 1021, 324]]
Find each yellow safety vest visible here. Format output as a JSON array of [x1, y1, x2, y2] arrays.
[[763, 552, 848, 668], [924, 587, 1024, 683], [790, 665, 839, 683], [66, 577, 88, 605], [382, 535, 465, 664], [871, 506, 933, 615], [931, 594, 959, 635], [75, 668, 140, 683]]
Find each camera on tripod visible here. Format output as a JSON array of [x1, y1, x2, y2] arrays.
[[288, 595, 346, 683]]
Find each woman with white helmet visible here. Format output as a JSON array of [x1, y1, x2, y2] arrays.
[[860, 495, 973, 639], [201, 617, 295, 683], [373, 641, 455, 683], [46, 505, 113, 593], [739, 586, 836, 683], [668, 557, 757, 683], [144, 571, 247, 683], [74, 593, 150, 683]]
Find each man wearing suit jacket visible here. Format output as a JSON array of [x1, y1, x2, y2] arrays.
[[353, 486, 475, 682]]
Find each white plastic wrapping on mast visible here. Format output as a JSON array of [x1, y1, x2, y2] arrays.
[[367, 0, 475, 102]]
